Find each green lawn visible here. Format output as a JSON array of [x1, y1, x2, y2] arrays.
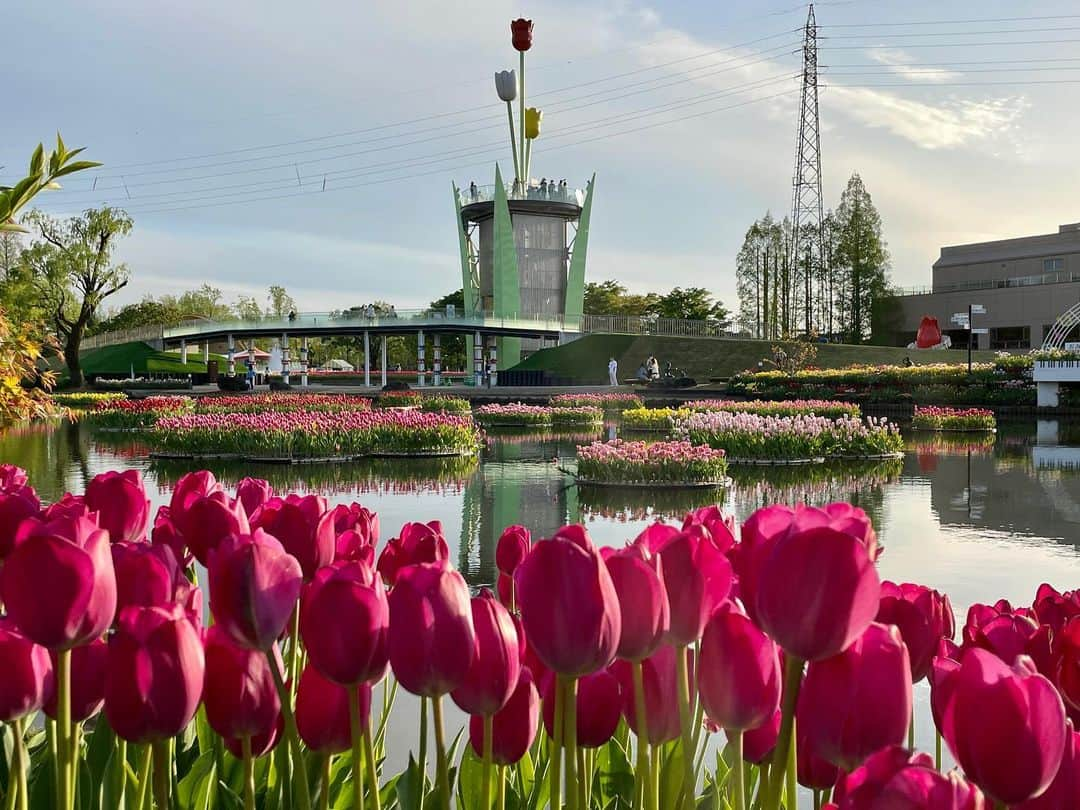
[[510, 334, 1001, 385], [79, 341, 227, 376]]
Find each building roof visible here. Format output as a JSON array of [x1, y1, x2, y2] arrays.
[[934, 223, 1080, 270]]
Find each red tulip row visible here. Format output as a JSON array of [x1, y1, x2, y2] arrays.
[[912, 406, 997, 432], [0, 461, 1077, 810]]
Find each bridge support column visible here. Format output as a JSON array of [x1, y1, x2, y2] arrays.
[[180, 339, 188, 365], [227, 335, 235, 376], [488, 337, 498, 387], [203, 343, 209, 362], [300, 337, 309, 387], [432, 334, 442, 386], [381, 336, 387, 388], [363, 331, 371, 387], [281, 334, 290, 385], [474, 332, 484, 387], [417, 330, 426, 387], [1038, 381, 1060, 408]]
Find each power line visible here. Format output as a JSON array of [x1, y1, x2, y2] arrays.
[[824, 25, 1080, 38], [826, 77, 1080, 87], [824, 37, 1080, 49], [821, 13, 1080, 27], [824, 65, 1080, 75]]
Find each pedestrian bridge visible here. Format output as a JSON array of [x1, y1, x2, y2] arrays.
[[81, 309, 740, 386], [1035, 300, 1080, 405]]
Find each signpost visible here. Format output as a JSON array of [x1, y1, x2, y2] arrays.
[[953, 304, 986, 373]]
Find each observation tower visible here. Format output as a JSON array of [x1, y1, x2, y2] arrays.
[[452, 18, 596, 370]]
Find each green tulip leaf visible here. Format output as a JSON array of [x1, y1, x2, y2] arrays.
[[176, 750, 217, 810]]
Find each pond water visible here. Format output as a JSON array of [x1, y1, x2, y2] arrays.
[[4, 417, 1080, 772]]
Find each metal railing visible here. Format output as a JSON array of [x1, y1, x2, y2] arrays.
[[579, 314, 741, 338], [894, 271, 1080, 297], [457, 182, 585, 207]]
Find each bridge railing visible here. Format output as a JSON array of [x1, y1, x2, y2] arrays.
[[579, 314, 741, 339], [82, 324, 166, 351]]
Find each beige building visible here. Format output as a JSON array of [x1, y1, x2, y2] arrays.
[[884, 223, 1080, 350]]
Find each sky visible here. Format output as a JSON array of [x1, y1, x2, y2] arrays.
[[6, 0, 1080, 315]]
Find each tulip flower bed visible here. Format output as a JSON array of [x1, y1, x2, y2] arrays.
[[911, 405, 997, 432], [575, 439, 729, 487], [50, 391, 127, 410], [4, 461, 1078, 810], [475, 403, 556, 428], [619, 406, 691, 433], [550, 405, 604, 428], [150, 409, 481, 460], [677, 411, 903, 463], [686, 398, 861, 419], [374, 390, 424, 408], [549, 392, 643, 412], [83, 395, 195, 428], [195, 392, 373, 415], [417, 395, 472, 416]]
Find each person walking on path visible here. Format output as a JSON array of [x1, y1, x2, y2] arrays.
[[608, 356, 618, 386]]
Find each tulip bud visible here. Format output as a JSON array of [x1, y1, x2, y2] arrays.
[[469, 667, 540, 765], [494, 69, 518, 103], [524, 108, 542, 140], [1016, 722, 1079, 810], [799, 623, 912, 771], [151, 506, 188, 565], [0, 619, 54, 722], [169, 470, 223, 519], [938, 648, 1066, 805], [682, 505, 736, 553], [742, 710, 780, 764], [389, 560, 475, 697], [876, 580, 955, 682], [515, 525, 621, 677], [510, 18, 533, 52], [180, 491, 250, 566], [832, 746, 985, 810], [208, 530, 304, 651], [542, 668, 621, 748], [44, 638, 107, 723], [295, 662, 367, 754], [203, 626, 282, 742], [301, 559, 389, 686], [2, 513, 117, 650], [105, 605, 205, 743], [85, 469, 150, 543], [377, 521, 448, 586], [496, 525, 531, 576], [0, 482, 40, 560], [0, 464, 28, 489], [698, 602, 781, 732], [611, 645, 685, 744], [112, 541, 184, 612], [1032, 583, 1080, 635], [251, 494, 334, 579], [452, 589, 521, 716], [651, 524, 732, 646], [235, 477, 274, 517], [605, 544, 669, 662], [796, 719, 840, 791]]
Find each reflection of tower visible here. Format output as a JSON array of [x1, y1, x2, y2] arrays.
[[788, 4, 825, 336], [452, 18, 597, 369]]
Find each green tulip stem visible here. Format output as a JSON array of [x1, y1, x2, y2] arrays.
[[765, 655, 805, 810], [496, 764, 506, 810], [241, 736, 256, 810], [362, 717, 383, 810], [8, 717, 27, 810], [576, 747, 587, 809], [56, 648, 72, 810], [935, 731, 942, 770], [785, 719, 797, 810], [519, 50, 526, 187], [110, 738, 128, 809], [649, 744, 660, 810], [908, 710, 914, 750], [418, 696, 428, 806], [551, 679, 564, 810], [562, 676, 579, 810], [675, 646, 696, 810], [813, 789, 821, 810], [730, 730, 745, 810], [431, 695, 450, 810], [349, 686, 368, 810], [135, 745, 152, 810], [631, 661, 652, 810], [152, 740, 170, 810], [320, 754, 331, 810], [266, 649, 314, 810], [288, 608, 302, 698], [481, 715, 494, 810], [506, 103, 520, 184]]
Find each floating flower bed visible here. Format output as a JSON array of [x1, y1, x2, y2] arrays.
[[82, 395, 195, 428], [550, 405, 603, 428], [549, 392, 643, 411], [824, 415, 905, 458], [619, 406, 691, 432], [912, 405, 996, 432], [50, 391, 127, 410], [686, 398, 861, 419], [150, 409, 480, 460], [0, 460, 1074, 810], [475, 403, 554, 427], [417, 394, 472, 416], [575, 438, 728, 487], [195, 392, 372, 414], [373, 390, 423, 408]]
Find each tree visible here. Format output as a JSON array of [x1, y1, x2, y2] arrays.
[[234, 295, 263, 322], [428, 290, 467, 370], [170, 284, 232, 321], [654, 287, 729, 323], [583, 280, 661, 316], [833, 173, 891, 343], [735, 214, 789, 338], [267, 285, 296, 319], [22, 207, 133, 387], [91, 298, 185, 335]]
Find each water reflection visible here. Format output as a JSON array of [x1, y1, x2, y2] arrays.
[[4, 419, 1080, 611]]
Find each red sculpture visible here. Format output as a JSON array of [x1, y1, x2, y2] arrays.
[[915, 316, 943, 349], [511, 18, 533, 52]]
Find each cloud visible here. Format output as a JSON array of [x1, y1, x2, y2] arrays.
[[866, 48, 961, 84]]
